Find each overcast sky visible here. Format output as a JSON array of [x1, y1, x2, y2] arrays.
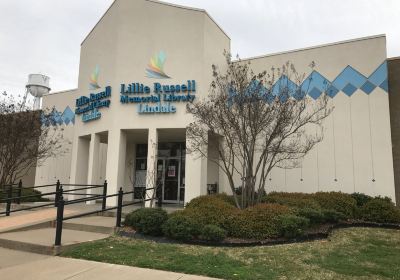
[[1, 0, 399, 97]]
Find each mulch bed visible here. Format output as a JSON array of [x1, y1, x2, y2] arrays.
[[117, 221, 400, 247]]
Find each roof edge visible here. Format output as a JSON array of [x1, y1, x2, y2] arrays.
[[238, 34, 387, 62], [388, 56, 400, 61], [81, 0, 230, 46], [81, 0, 117, 46], [146, 0, 230, 39], [46, 88, 78, 96]]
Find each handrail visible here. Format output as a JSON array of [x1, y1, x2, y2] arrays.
[[0, 190, 58, 203], [62, 185, 104, 193], [66, 192, 101, 196], [54, 188, 154, 246], [0, 183, 18, 187], [63, 194, 104, 205], [62, 184, 103, 187], [15, 184, 57, 190], [64, 193, 119, 205], [0, 202, 55, 215], [0, 180, 162, 247], [0, 180, 108, 217], [63, 206, 119, 221], [121, 199, 151, 207]]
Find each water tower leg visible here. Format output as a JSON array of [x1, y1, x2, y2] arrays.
[[33, 97, 41, 110]]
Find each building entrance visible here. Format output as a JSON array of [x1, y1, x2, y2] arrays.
[[156, 157, 185, 203], [133, 142, 185, 204]]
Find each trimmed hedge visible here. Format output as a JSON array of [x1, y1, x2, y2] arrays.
[[278, 214, 310, 238], [184, 195, 236, 228], [200, 225, 227, 242], [312, 192, 357, 218], [124, 208, 168, 236], [226, 203, 292, 239], [123, 192, 399, 243], [265, 192, 357, 218], [162, 214, 200, 241], [351, 193, 373, 207], [361, 198, 400, 223], [263, 192, 321, 211]]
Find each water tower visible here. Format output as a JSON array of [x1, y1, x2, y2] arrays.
[[26, 74, 51, 110]]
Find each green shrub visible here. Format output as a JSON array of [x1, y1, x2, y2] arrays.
[[351, 193, 373, 207], [321, 209, 345, 223], [313, 192, 357, 218], [278, 214, 310, 238], [162, 214, 200, 241], [226, 203, 292, 239], [124, 208, 168, 236], [184, 195, 236, 227], [200, 225, 227, 242], [263, 192, 321, 210], [213, 193, 237, 207], [361, 198, 400, 223], [297, 207, 325, 224], [264, 192, 314, 201], [296, 207, 345, 224]]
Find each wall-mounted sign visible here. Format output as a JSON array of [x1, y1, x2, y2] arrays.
[[120, 80, 196, 114], [75, 86, 111, 122]]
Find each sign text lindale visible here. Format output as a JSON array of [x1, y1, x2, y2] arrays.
[[120, 80, 196, 114]]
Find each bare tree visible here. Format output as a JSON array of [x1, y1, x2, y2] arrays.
[[0, 92, 65, 188], [186, 53, 332, 209]]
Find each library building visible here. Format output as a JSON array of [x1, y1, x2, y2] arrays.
[[27, 0, 400, 205]]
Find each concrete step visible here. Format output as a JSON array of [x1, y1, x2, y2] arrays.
[[0, 228, 109, 255], [62, 216, 117, 234]]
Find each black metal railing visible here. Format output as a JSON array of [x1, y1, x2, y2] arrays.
[[0, 181, 165, 247], [0, 180, 107, 217], [54, 186, 152, 246]]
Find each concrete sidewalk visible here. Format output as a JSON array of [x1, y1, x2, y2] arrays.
[[0, 248, 220, 280]]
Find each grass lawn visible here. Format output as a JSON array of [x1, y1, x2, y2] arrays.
[[62, 227, 400, 280]]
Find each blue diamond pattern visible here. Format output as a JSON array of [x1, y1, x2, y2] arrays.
[[326, 85, 339, 98], [342, 83, 358, 96], [369, 62, 387, 86], [360, 81, 376, 94], [268, 61, 388, 100], [380, 79, 389, 92], [272, 75, 298, 97], [62, 106, 75, 125], [301, 71, 331, 94], [308, 87, 322, 100], [332, 66, 367, 90]]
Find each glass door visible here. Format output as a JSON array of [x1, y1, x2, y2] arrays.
[[157, 158, 181, 203]]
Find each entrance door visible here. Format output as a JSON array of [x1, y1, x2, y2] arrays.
[[157, 158, 181, 203]]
